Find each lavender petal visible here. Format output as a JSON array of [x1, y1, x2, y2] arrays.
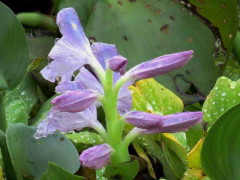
[[117, 81, 133, 115], [41, 8, 94, 82], [126, 50, 193, 80], [126, 111, 163, 129], [51, 90, 98, 113], [108, 55, 128, 75], [75, 67, 103, 94], [79, 144, 112, 169], [34, 105, 99, 139], [55, 81, 83, 94], [142, 111, 203, 134], [91, 42, 119, 69]]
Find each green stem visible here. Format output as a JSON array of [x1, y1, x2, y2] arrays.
[[17, 12, 58, 33], [123, 129, 140, 150], [101, 69, 130, 163], [0, 93, 17, 179]]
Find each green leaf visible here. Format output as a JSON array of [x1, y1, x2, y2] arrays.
[[161, 133, 188, 178], [105, 160, 139, 180], [187, 138, 204, 169], [66, 131, 103, 152], [27, 35, 55, 64], [41, 162, 84, 180], [129, 78, 184, 115], [162, 142, 186, 178], [86, 0, 219, 103], [136, 136, 178, 180], [202, 76, 240, 126], [6, 124, 80, 180], [188, 0, 238, 49], [201, 104, 240, 179], [0, 2, 29, 90], [185, 124, 203, 149], [4, 75, 38, 125]]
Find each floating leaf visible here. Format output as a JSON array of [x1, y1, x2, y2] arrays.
[[4, 75, 38, 125], [201, 104, 240, 179], [41, 162, 83, 180], [202, 76, 240, 126], [0, 2, 29, 90], [6, 124, 80, 179]]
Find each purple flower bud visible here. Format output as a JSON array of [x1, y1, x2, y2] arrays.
[[126, 50, 193, 80], [142, 111, 203, 134], [79, 144, 112, 169], [108, 55, 128, 75], [125, 111, 163, 129], [51, 90, 98, 113]]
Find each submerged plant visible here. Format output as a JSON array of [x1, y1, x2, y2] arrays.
[[34, 8, 203, 169]]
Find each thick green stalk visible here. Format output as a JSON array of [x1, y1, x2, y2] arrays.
[[101, 69, 130, 163]]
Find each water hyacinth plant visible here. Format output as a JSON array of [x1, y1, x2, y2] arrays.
[[34, 7, 203, 170]]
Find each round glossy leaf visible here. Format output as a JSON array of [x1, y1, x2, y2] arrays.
[[41, 162, 84, 180], [0, 2, 29, 90], [4, 75, 38, 125], [202, 76, 240, 126], [6, 124, 80, 179], [201, 104, 240, 179]]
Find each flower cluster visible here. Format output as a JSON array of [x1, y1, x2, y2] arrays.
[[35, 8, 203, 169]]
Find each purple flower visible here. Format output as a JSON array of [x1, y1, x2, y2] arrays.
[[125, 50, 193, 80], [139, 111, 203, 134], [40, 8, 97, 82], [79, 144, 112, 169], [125, 111, 163, 129], [108, 55, 128, 75], [34, 105, 103, 139], [51, 90, 98, 113], [55, 43, 133, 115]]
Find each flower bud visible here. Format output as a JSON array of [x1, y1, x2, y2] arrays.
[[142, 111, 203, 134], [125, 111, 163, 129], [51, 90, 98, 113], [79, 144, 112, 169], [126, 50, 193, 80], [108, 55, 128, 75]]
